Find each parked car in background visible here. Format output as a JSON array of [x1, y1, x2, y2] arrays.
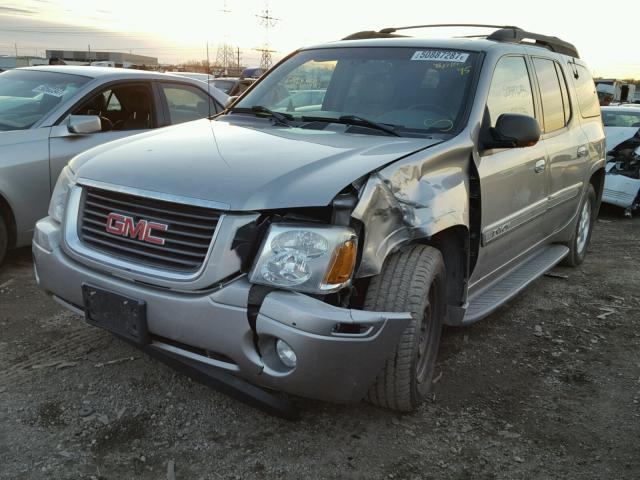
[[165, 71, 212, 83], [0, 66, 228, 264], [33, 26, 604, 414], [240, 67, 265, 79], [273, 89, 326, 111], [601, 105, 640, 215], [212, 77, 255, 96]]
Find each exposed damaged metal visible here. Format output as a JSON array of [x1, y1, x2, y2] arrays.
[[352, 142, 471, 278], [603, 128, 640, 216]]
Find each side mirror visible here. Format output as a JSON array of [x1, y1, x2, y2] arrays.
[[67, 115, 102, 134], [487, 113, 541, 149], [225, 96, 238, 108]]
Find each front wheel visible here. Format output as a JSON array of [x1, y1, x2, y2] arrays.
[[363, 245, 446, 412], [562, 184, 596, 267]]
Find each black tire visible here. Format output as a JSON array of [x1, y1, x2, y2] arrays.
[[364, 245, 446, 412], [0, 215, 7, 266], [562, 184, 596, 267]]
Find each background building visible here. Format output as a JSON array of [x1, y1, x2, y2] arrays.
[[45, 50, 158, 69], [0, 55, 49, 71]]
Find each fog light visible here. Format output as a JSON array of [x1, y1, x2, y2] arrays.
[[276, 339, 297, 368]]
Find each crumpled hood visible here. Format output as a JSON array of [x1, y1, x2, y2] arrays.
[[605, 126, 640, 152], [70, 118, 442, 211]]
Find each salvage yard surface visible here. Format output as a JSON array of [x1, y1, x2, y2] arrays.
[[1, 210, 639, 480]]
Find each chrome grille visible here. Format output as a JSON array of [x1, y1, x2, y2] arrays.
[[79, 186, 221, 272]]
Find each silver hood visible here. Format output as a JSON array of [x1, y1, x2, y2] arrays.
[[70, 118, 442, 211]]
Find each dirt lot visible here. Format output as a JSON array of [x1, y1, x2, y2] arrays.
[[1, 209, 638, 480]]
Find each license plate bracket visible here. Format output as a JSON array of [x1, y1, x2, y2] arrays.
[[82, 284, 149, 345]]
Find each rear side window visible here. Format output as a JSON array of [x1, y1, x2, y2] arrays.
[[532, 58, 566, 132], [160, 83, 218, 125], [486, 56, 535, 127], [573, 65, 600, 118]]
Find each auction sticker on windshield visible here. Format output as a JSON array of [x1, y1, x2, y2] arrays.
[[411, 51, 469, 63]]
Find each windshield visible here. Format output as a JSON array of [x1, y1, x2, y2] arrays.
[[235, 47, 478, 136], [602, 109, 640, 127], [0, 69, 90, 131], [213, 79, 236, 94]]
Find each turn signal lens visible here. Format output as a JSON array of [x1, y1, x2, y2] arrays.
[[323, 240, 357, 287]]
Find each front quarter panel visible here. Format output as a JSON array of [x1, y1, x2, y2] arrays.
[[352, 137, 472, 277], [0, 128, 51, 247]]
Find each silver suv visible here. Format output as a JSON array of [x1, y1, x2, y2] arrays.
[[33, 26, 605, 414]]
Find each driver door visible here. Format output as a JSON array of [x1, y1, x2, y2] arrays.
[[48, 81, 157, 190]]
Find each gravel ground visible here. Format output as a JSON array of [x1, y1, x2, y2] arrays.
[[0, 208, 638, 480]]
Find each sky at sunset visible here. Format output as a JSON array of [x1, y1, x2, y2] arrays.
[[0, 0, 638, 78]]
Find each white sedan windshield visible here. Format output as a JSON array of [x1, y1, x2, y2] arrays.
[[0, 69, 90, 131]]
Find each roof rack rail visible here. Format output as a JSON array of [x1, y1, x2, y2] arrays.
[[342, 24, 580, 58], [341, 31, 406, 40], [378, 24, 514, 34], [486, 27, 579, 58]]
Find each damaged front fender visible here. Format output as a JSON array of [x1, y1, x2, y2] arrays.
[[352, 142, 472, 277]]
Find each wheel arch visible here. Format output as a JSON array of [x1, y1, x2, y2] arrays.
[[0, 192, 17, 249], [589, 166, 605, 212], [417, 225, 470, 325]]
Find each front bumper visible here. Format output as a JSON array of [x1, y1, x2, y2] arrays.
[[33, 217, 411, 404], [602, 173, 640, 209]]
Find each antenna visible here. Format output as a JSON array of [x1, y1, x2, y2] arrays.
[[255, 1, 279, 70], [206, 41, 212, 118]]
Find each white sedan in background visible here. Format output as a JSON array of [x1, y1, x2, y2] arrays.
[[0, 66, 228, 263]]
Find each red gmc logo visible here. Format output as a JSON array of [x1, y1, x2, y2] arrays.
[[105, 213, 168, 246]]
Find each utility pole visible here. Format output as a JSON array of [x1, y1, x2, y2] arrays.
[[88, 44, 91, 62], [237, 47, 241, 70], [255, 1, 279, 70], [214, 0, 236, 75], [14, 43, 17, 58]]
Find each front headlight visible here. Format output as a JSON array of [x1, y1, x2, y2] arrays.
[[249, 224, 357, 293], [48, 166, 76, 223]]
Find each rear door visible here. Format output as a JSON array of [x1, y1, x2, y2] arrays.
[[48, 81, 158, 190], [471, 55, 549, 287], [530, 56, 588, 234]]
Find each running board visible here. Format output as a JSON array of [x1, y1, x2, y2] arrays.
[[463, 244, 569, 325]]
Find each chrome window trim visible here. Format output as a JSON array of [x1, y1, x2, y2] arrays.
[[63, 184, 225, 282]]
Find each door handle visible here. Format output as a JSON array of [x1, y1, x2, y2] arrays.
[[577, 145, 589, 158], [534, 158, 546, 173]]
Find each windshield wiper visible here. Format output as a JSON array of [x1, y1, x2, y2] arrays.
[[301, 115, 401, 137], [226, 105, 293, 126]]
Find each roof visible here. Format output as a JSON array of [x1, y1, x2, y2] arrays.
[[12, 65, 229, 104], [305, 25, 579, 58], [16, 65, 177, 81], [304, 36, 505, 54], [601, 105, 640, 112]]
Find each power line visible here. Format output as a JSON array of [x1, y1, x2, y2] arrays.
[[255, 1, 279, 70]]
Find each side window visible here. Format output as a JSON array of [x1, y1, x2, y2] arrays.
[[486, 56, 535, 127], [532, 58, 566, 133], [573, 65, 600, 118], [105, 91, 121, 112], [72, 84, 154, 131], [161, 84, 218, 125], [555, 63, 571, 125]]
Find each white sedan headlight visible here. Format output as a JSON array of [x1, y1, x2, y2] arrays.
[[48, 166, 76, 223], [249, 224, 357, 293]]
